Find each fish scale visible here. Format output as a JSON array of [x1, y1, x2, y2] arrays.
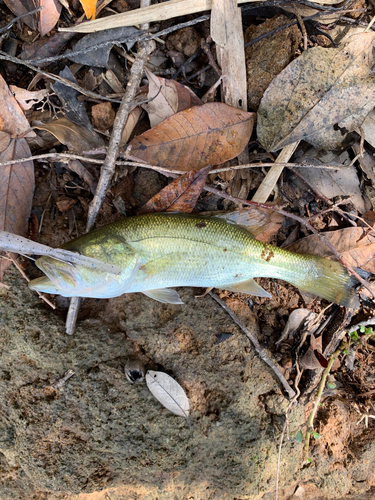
[[29, 213, 359, 308]]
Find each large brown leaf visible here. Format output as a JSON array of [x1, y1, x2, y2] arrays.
[[0, 139, 35, 279], [128, 102, 255, 171], [140, 166, 211, 214], [0, 75, 35, 279], [286, 227, 375, 273], [257, 32, 375, 151], [144, 69, 202, 127]]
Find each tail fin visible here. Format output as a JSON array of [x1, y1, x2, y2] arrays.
[[288, 256, 360, 308]]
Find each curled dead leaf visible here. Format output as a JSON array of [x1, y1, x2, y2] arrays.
[[33, 117, 104, 153], [140, 166, 211, 214]]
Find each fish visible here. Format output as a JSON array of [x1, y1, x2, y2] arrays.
[[28, 212, 359, 308]]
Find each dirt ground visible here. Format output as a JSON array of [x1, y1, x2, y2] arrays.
[[1, 269, 375, 500]]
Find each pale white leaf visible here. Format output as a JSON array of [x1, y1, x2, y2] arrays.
[[146, 370, 191, 426]]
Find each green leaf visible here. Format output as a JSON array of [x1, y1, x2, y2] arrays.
[[360, 325, 366, 333], [349, 330, 359, 341], [306, 457, 312, 464], [365, 327, 373, 336], [295, 430, 303, 443], [327, 381, 336, 389], [313, 431, 321, 440]]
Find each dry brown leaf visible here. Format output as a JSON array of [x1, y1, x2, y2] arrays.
[[120, 107, 142, 145], [4, 0, 61, 36], [244, 15, 301, 110], [9, 86, 49, 111], [146, 370, 191, 427], [0, 131, 11, 153], [0, 139, 35, 279], [286, 227, 375, 274], [257, 32, 375, 151], [140, 166, 211, 214], [34, 117, 103, 153], [0, 74, 35, 138], [144, 69, 202, 127], [128, 102, 255, 171]]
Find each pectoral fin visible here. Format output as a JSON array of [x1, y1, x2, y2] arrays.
[[221, 278, 272, 298], [142, 288, 184, 304]]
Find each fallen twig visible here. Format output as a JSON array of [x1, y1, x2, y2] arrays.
[[209, 291, 296, 398], [50, 369, 75, 390], [5, 253, 56, 309], [65, 1, 155, 335], [303, 340, 348, 462], [0, 51, 123, 103]]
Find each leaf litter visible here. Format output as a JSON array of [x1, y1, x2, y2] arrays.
[[1, 0, 375, 496]]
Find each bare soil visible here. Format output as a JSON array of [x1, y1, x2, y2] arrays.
[[1, 270, 375, 500]]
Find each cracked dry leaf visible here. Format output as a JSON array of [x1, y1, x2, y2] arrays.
[[146, 371, 191, 427], [34, 117, 103, 153], [128, 102, 255, 171], [257, 32, 375, 152]]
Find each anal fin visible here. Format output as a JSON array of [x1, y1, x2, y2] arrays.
[[142, 288, 184, 304], [221, 278, 272, 298]]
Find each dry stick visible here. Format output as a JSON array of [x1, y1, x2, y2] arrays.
[[6, 253, 56, 309], [209, 291, 296, 398], [0, 154, 347, 171], [30, 15, 210, 66], [252, 142, 299, 203], [86, 43, 155, 230], [0, 7, 42, 34], [204, 184, 375, 299], [302, 340, 349, 462], [50, 369, 75, 390], [65, 9, 155, 336]]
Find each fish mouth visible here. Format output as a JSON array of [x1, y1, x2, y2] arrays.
[[29, 276, 61, 294], [29, 258, 80, 296]]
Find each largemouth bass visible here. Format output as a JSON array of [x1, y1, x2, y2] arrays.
[[29, 213, 359, 307]]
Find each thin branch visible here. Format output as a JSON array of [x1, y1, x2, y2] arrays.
[[29, 15, 210, 65], [0, 153, 349, 172], [0, 7, 42, 34], [0, 52, 124, 103], [6, 253, 56, 309], [303, 340, 349, 462], [87, 43, 156, 229], [209, 291, 296, 398]]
